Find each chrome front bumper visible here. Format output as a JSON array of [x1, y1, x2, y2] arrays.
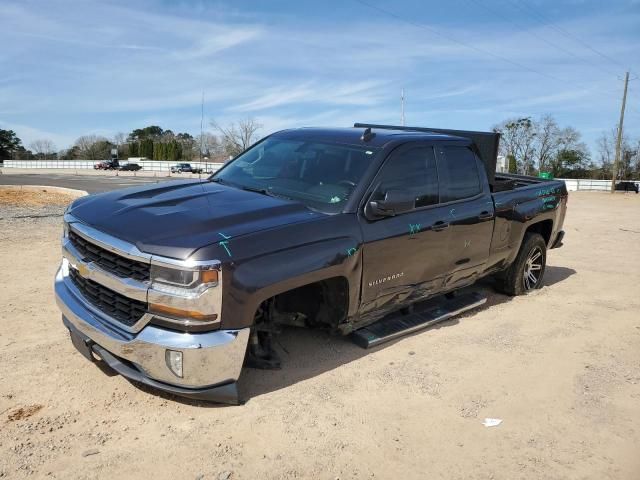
[[55, 266, 249, 404]]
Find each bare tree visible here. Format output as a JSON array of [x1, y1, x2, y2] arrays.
[[211, 117, 263, 159], [598, 130, 617, 169], [533, 115, 559, 173], [29, 139, 56, 160], [113, 132, 127, 146], [76, 135, 99, 154], [194, 132, 222, 160], [75, 135, 112, 160], [111, 132, 129, 159], [58, 146, 81, 160], [620, 142, 634, 179], [591, 129, 624, 179], [557, 126, 581, 149], [495, 115, 592, 176], [546, 126, 585, 176], [630, 139, 640, 179], [494, 117, 537, 175]]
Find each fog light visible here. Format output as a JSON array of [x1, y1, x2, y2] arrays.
[[165, 350, 183, 378]]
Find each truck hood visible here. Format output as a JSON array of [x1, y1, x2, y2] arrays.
[[68, 179, 323, 259]]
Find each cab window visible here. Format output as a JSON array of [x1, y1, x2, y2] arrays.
[[438, 146, 481, 202], [372, 146, 438, 209]]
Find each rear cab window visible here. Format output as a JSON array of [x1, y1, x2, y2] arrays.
[[438, 146, 481, 202]]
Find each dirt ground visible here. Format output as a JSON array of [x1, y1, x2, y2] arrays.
[[0, 191, 639, 480], [0, 189, 78, 207]]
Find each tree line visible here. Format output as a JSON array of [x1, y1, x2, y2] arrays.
[[0, 118, 263, 163], [493, 115, 640, 179], [1, 115, 639, 179]]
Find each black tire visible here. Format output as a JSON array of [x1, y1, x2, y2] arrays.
[[495, 233, 547, 296]]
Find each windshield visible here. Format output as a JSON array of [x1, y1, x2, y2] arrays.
[[211, 137, 379, 213]]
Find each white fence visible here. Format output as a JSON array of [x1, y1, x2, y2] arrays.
[[1, 159, 224, 172], [557, 178, 639, 192], [1, 161, 638, 192]]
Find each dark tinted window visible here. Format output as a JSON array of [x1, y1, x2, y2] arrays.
[[438, 146, 481, 202], [373, 146, 438, 208]]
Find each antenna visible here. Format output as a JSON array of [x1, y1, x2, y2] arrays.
[[361, 126, 375, 142], [401, 88, 405, 126]]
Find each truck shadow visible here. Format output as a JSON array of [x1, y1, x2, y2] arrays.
[[542, 265, 576, 287], [239, 265, 576, 401]]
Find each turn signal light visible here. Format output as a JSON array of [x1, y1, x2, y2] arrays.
[[200, 269, 219, 284], [149, 303, 218, 322]]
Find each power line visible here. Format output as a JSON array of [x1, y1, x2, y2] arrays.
[[353, 0, 633, 105], [506, 0, 631, 72], [463, 0, 619, 79], [353, 0, 571, 85]]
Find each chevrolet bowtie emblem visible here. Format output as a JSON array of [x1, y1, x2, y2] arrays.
[[77, 263, 89, 278]]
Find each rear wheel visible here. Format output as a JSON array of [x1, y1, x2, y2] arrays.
[[495, 233, 546, 296]]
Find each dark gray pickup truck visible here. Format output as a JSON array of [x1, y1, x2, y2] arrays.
[[55, 124, 567, 404]]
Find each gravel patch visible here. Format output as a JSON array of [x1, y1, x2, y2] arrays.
[[0, 204, 67, 226], [0, 189, 75, 227]]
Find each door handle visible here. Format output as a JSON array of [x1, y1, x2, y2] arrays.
[[478, 211, 494, 220], [432, 220, 450, 232]]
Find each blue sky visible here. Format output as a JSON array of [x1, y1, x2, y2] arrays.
[[1, 0, 639, 155]]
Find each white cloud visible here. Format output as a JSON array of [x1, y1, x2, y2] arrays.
[[0, 120, 75, 150], [175, 29, 262, 60], [230, 80, 387, 112], [0, 0, 638, 152]]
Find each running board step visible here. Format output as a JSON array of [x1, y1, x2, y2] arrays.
[[351, 291, 487, 349]]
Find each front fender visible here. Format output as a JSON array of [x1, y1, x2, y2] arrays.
[[193, 214, 363, 330]]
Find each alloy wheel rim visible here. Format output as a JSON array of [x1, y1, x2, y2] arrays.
[[523, 247, 543, 291]]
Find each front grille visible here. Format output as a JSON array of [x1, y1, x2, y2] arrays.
[[69, 267, 147, 327], [69, 230, 150, 282]]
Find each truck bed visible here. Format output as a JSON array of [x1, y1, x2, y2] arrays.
[[493, 173, 554, 192]]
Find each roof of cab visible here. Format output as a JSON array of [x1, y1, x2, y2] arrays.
[[273, 127, 469, 148]]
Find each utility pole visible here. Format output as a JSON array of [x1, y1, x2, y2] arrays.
[[611, 71, 629, 193], [401, 88, 405, 126], [200, 90, 205, 162]]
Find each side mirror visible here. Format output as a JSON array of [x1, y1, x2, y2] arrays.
[[365, 189, 415, 219]]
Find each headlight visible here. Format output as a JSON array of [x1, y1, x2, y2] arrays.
[[62, 220, 69, 239], [148, 264, 221, 332], [150, 265, 218, 294]]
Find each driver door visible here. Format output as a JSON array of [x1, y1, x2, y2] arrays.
[[359, 144, 453, 316]]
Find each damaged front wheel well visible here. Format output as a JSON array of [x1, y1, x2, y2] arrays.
[[246, 277, 350, 370], [255, 277, 350, 330]]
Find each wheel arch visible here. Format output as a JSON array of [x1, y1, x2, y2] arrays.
[[254, 276, 351, 331], [525, 219, 553, 246]]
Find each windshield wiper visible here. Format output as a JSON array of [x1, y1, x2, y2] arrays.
[[210, 177, 232, 186], [211, 178, 293, 201], [211, 177, 266, 194], [239, 185, 271, 196], [242, 185, 296, 202]]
